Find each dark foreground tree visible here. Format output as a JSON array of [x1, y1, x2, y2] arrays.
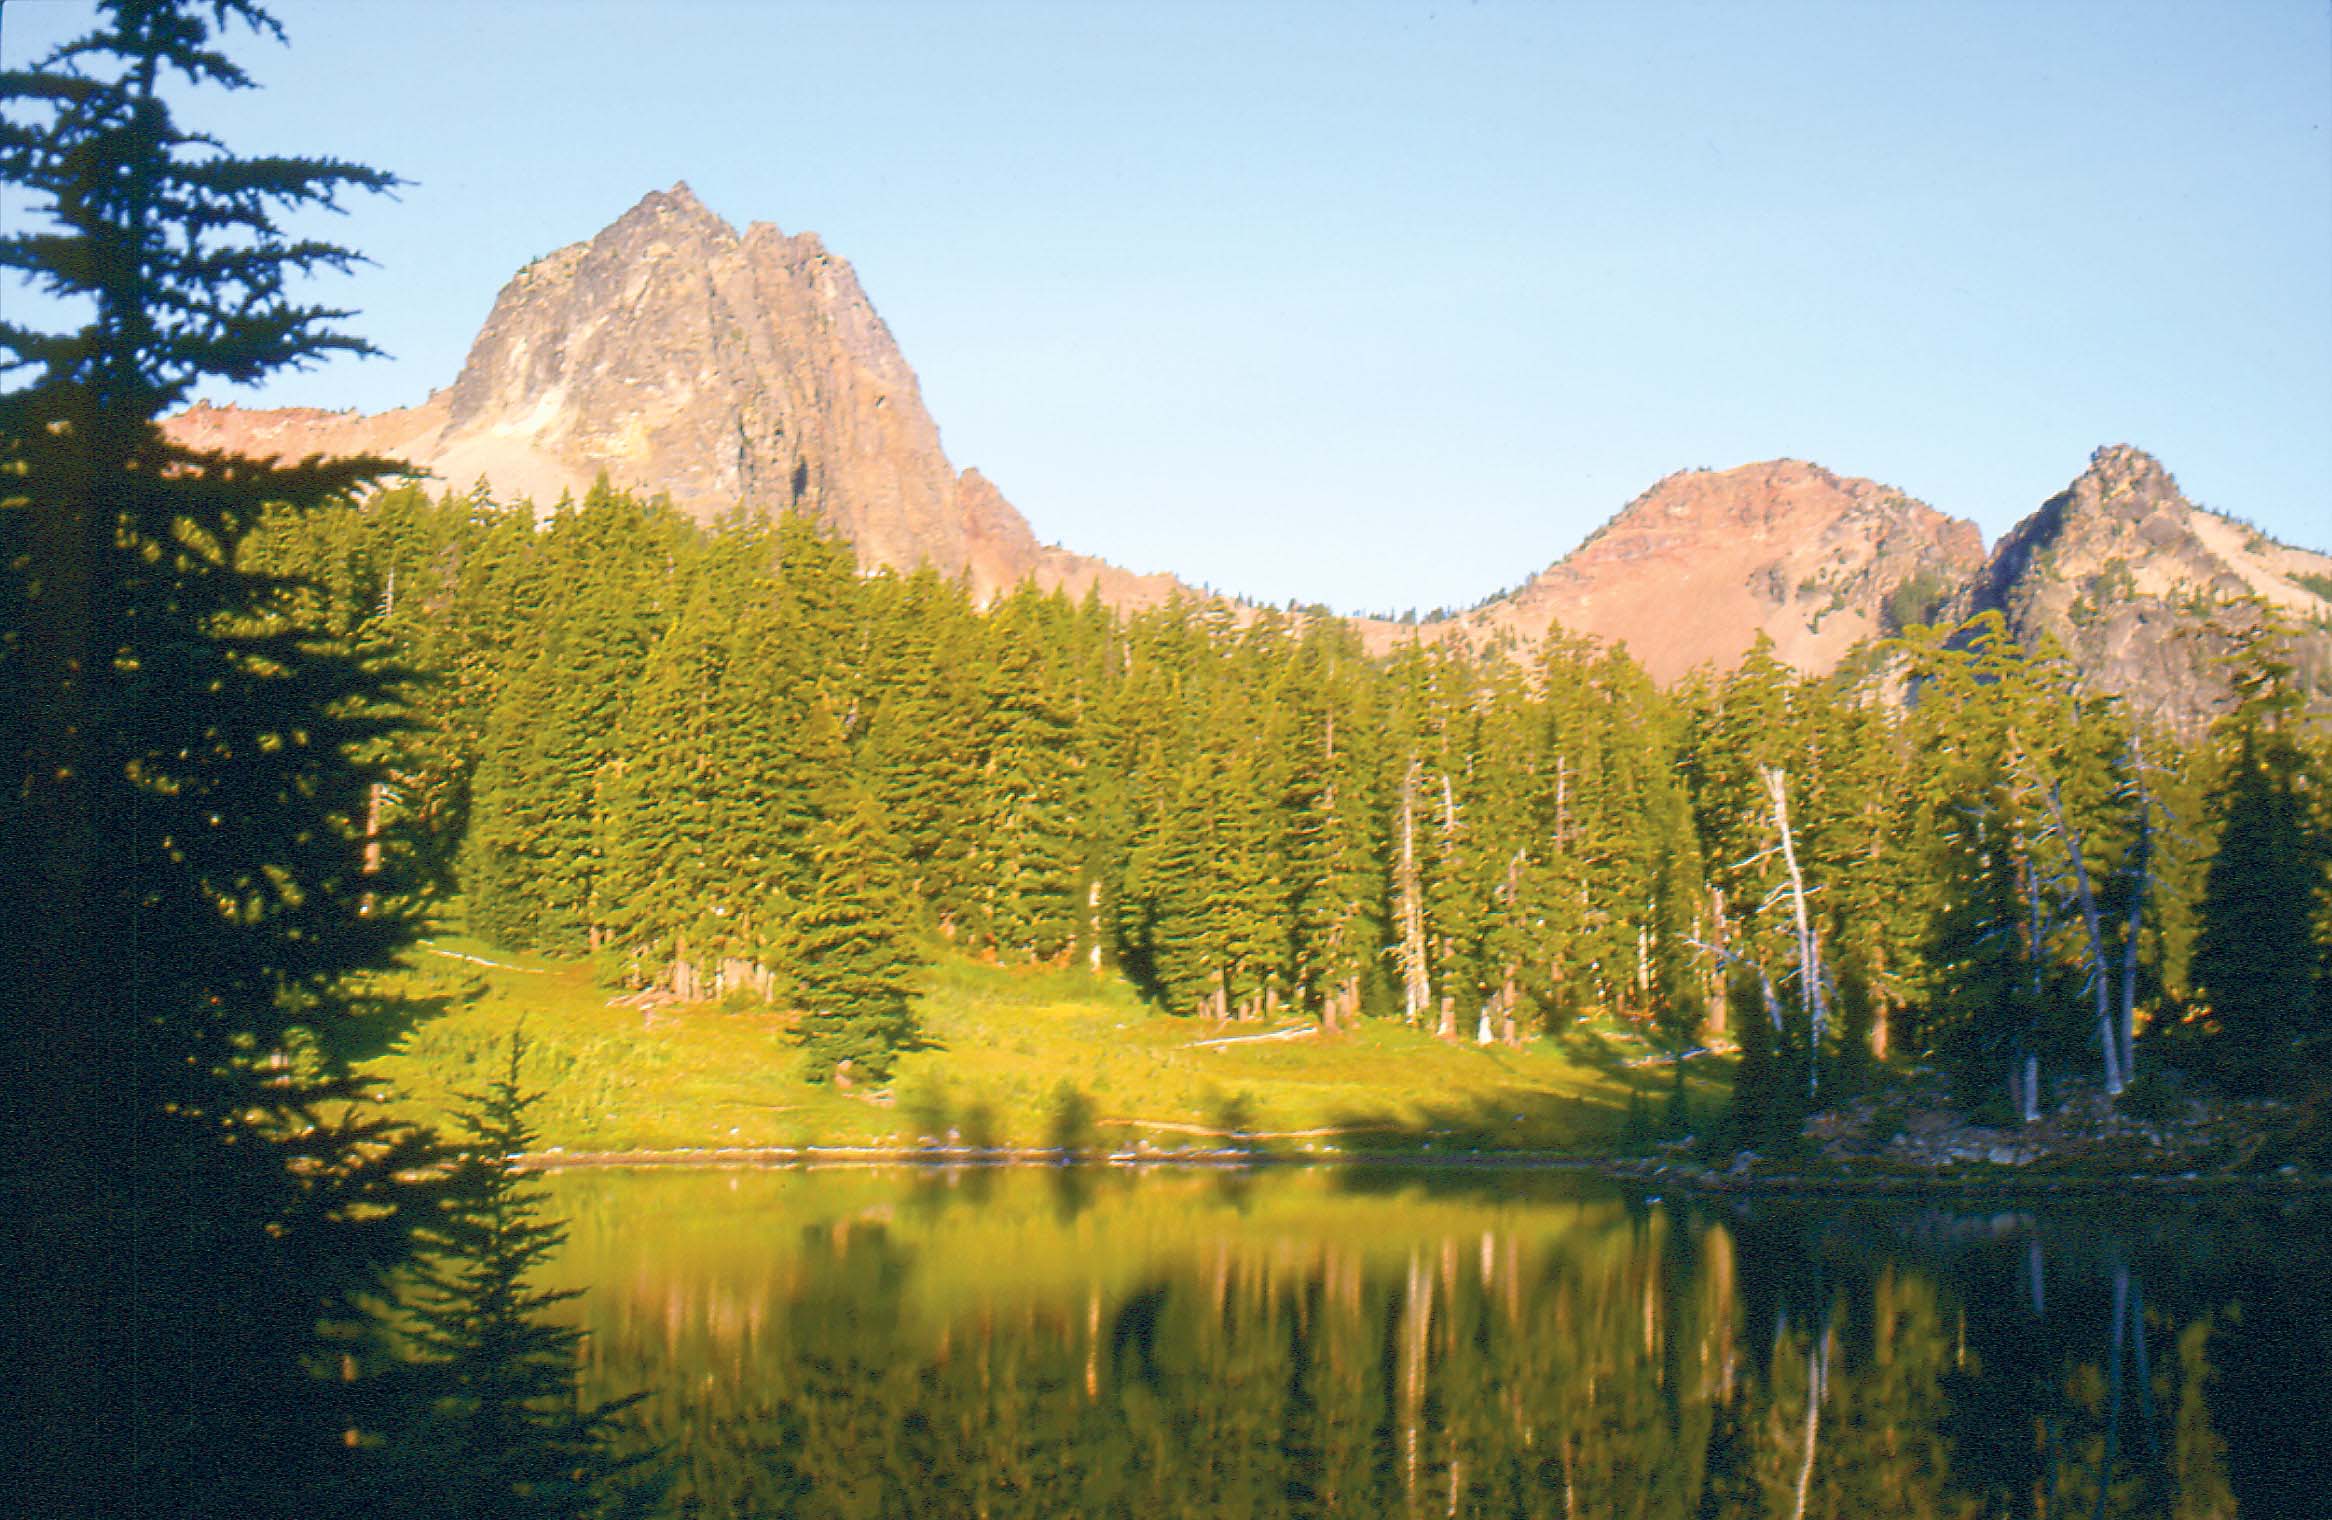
[[1, 4, 436, 1510], [384, 1032, 659, 1519], [2190, 629, 2325, 1094]]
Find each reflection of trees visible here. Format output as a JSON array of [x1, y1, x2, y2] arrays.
[[547, 1176, 2308, 1518]]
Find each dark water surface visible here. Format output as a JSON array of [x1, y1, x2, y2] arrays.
[[544, 1166, 2327, 1519]]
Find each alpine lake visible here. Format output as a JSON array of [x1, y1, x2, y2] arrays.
[[543, 1163, 2326, 1519]]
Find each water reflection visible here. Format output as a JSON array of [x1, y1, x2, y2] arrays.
[[543, 1169, 2326, 1519]]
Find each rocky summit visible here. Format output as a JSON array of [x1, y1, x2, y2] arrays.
[[1358, 461, 1986, 683], [1948, 445, 2332, 732], [166, 184, 1181, 609]]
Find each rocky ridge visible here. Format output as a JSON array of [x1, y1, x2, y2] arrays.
[[1355, 460, 1987, 682], [166, 189, 2330, 711], [1948, 444, 2332, 732], [168, 184, 1183, 609]]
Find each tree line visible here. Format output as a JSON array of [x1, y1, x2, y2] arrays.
[[251, 477, 2332, 1108]]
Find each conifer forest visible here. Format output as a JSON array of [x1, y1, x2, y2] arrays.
[[255, 477, 2331, 1113], [7, 3, 2330, 1516]]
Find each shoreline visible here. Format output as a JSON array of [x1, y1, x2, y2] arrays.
[[514, 1145, 2331, 1194]]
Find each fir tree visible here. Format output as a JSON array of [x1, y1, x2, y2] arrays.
[[597, 575, 734, 990], [390, 1030, 659, 1519], [858, 567, 986, 929], [976, 603, 1084, 959], [2191, 630, 2324, 1093], [1725, 964, 1794, 1152], [2, 4, 439, 1509], [790, 790, 923, 1083]]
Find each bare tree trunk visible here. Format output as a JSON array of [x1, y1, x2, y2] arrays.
[[2117, 737, 2149, 1084], [1395, 758, 1431, 1025], [2017, 846, 2046, 1123], [1087, 879, 1103, 973], [1761, 766, 1825, 1100], [1705, 887, 1730, 1040], [1759, 967, 1786, 1036], [2042, 776, 2123, 1095]]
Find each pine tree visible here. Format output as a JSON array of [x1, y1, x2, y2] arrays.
[[1726, 964, 1794, 1151], [2, 5, 440, 1509], [2191, 629, 2324, 1094], [790, 791, 923, 1083], [858, 567, 986, 930], [460, 484, 681, 951], [389, 1030, 658, 1519], [597, 575, 734, 990], [975, 601, 1083, 960]]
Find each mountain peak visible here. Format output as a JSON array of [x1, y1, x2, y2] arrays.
[[1363, 459, 1984, 680], [2072, 443, 2180, 508], [1953, 445, 2332, 731], [601, 181, 737, 247], [159, 187, 1185, 607]]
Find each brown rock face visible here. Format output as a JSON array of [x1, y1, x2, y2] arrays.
[[1950, 444, 2332, 732], [1364, 460, 1986, 683], [165, 184, 1178, 607]]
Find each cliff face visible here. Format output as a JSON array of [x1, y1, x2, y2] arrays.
[[166, 184, 1180, 607], [1363, 460, 1986, 683], [1949, 444, 2332, 732]]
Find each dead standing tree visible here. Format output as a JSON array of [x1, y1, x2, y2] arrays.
[[1392, 755, 1433, 1027], [1760, 766, 1829, 1102]]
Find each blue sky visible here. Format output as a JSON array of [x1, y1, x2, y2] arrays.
[[5, 0, 2327, 612]]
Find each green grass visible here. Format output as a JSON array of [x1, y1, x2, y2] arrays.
[[337, 933, 1725, 1156]]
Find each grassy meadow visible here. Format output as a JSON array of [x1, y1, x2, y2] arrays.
[[334, 927, 1724, 1157]]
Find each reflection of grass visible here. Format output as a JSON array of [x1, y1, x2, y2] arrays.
[[539, 1166, 1640, 1328], [346, 929, 1715, 1153]]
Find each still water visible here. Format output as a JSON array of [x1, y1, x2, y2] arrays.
[[544, 1166, 2326, 1519]]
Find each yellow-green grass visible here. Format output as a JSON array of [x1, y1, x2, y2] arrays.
[[340, 934, 1725, 1155]]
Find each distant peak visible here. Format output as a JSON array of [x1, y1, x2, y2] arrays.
[[2071, 444, 2182, 506], [606, 182, 736, 243], [2087, 442, 2164, 471]]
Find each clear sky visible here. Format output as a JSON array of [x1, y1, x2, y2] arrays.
[[5, 0, 2328, 613]]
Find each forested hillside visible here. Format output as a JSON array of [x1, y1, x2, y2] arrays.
[[254, 480, 2332, 1110]]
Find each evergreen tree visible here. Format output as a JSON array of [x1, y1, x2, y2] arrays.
[[975, 599, 1084, 959], [858, 567, 986, 930], [597, 574, 734, 990], [460, 484, 681, 951], [1725, 964, 1795, 1151], [2, 4, 439, 1509], [389, 1031, 659, 1519], [2191, 629, 2325, 1093], [790, 790, 923, 1083]]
